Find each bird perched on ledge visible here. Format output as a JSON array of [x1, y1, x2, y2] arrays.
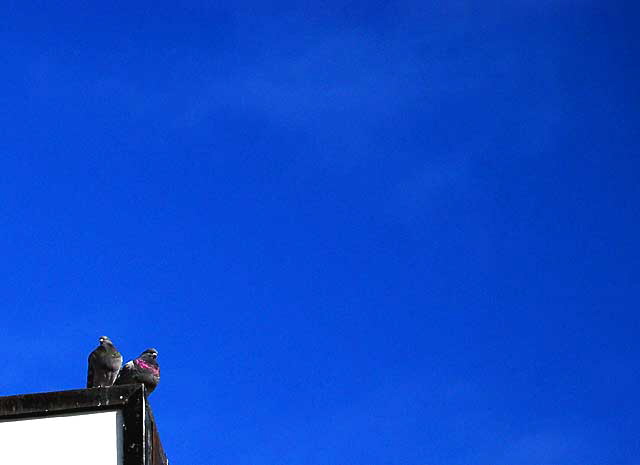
[[115, 348, 160, 395], [87, 336, 123, 388]]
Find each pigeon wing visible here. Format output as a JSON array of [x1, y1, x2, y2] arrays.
[[107, 352, 123, 385], [87, 357, 95, 388], [115, 360, 136, 385], [87, 350, 100, 388]]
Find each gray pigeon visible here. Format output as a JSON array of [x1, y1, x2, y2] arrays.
[[115, 348, 160, 395], [87, 336, 123, 388]]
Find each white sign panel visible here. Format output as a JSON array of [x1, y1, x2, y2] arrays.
[[0, 410, 123, 465]]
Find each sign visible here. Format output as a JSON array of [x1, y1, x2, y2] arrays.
[[0, 385, 167, 465]]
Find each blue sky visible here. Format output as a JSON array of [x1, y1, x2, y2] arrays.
[[1, 1, 638, 464]]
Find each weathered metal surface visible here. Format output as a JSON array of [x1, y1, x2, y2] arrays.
[[0, 385, 138, 419], [123, 385, 146, 465], [146, 404, 169, 465]]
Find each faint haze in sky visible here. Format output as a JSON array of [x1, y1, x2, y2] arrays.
[[0, 2, 638, 464]]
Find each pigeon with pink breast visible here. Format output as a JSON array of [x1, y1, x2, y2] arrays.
[[115, 348, 160, 395]]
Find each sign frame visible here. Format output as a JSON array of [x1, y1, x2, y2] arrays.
[[0, 384, 166, 465]]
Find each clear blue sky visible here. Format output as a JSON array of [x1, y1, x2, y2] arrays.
[[1, 2, 638, 464]]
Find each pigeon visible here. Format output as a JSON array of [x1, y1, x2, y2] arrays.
[[87, 336, 123, 388], [115, 348, 160, 395]]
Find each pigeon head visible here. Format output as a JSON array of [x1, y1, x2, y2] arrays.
[[141, 348, 158, 360]]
